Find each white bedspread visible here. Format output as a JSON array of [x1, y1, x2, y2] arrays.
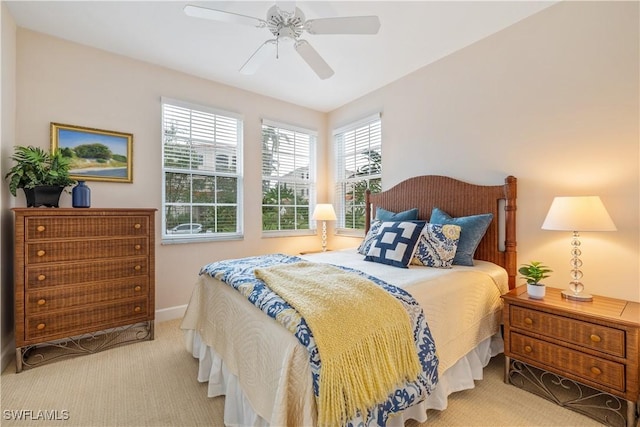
[[181, 249, 508, 426]]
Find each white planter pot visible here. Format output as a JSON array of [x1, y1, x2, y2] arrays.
[[527, 283, 546, 299]]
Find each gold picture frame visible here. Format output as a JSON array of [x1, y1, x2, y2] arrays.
[[51, 123, 133, 183]]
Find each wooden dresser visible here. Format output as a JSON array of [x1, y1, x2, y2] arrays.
[[13, 208, 156, 371], [502, 286, 640, 427]]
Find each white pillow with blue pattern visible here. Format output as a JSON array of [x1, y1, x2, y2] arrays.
[[365, 221, 424, 268], [411, 223, 462, 268]]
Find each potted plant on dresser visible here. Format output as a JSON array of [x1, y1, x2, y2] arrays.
[[518, 261, 552, 299], [5, 145, 76, 207]]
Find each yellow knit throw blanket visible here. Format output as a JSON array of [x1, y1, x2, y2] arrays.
[[254, 261, 421, 427]]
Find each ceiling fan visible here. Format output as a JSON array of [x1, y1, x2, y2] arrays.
[[184, 2, 381, 80]]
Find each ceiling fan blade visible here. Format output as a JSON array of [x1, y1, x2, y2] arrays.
[[184, 5, 266, 28], [276, 1, 297, 16], [305, 16, 381, 35], [240, 40, 277, 75], [294, 40, 334, 80]]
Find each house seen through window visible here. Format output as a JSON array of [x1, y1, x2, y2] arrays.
[[162, 98, 243, 240]]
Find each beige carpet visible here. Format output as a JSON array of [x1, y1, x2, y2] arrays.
[[1, 319, 604, 427]]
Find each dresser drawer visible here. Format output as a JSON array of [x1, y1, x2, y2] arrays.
[[25, 278, 149, 314], [510, 332, 626, 392], [26, 257, 148, 289], [26, 238, 149, 264], [25, 298, 149, 341], [510, 305, 625, 357], [25, 216, 149, 240]]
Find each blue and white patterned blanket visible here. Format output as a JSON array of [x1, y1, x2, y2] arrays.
[[200, 253, 439, 426]]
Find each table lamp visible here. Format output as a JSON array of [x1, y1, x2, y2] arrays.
[[312, 204, 336, 252], [541, 196, 616, 301]]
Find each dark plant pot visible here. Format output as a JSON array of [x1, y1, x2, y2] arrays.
[[23, 186, 64, 208]]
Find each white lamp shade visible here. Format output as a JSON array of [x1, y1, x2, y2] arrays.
[[312, 204, 337, 221], [541, 196, 617, 231]]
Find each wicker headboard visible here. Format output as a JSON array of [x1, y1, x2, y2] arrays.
[[365, 175, 517, 289]]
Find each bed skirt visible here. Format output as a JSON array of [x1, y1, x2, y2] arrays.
[[184, 329, 504, 427]]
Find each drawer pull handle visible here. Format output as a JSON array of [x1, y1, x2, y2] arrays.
[[37, 250, 46, 257], [37, 274, 46, 281], [134, 306, 141, 313], [134, 285, 142, 292], [134, 223, 141, 229], [36, 323, 46, 330], [590, 334, 601, 343], [134, 244, 141, 250], [524, 345, 533, 353], [37, 299, 46, 306], [524, 317, 533, 325], [590, 366, 602, 376], [134, 265, 141, 271], [36, 225, 46, 232]]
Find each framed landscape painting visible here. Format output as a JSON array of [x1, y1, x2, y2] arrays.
[[50, 123, 133, 183]]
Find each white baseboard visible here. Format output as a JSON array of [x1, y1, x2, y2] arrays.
[[1, 332, 15, 373], [155, 304, 187, 323]]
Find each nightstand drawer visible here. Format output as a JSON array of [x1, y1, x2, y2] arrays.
[[510, 305, 626, 357], [510, 332, 626, 392]]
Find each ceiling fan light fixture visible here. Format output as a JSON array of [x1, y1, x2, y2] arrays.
[[184, 3, 380, 79]]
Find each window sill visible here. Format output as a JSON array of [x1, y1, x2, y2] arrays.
[[161, 233, 244, 245]]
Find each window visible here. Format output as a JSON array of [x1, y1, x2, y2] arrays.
[[261, 119, 316, 234], [162, 98, 243, 241], [334, 114, 382, 233]]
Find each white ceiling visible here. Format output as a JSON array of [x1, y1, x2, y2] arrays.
[[5, 1, 556, 112]]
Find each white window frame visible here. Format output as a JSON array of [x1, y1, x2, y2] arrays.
[[161, 97, 243, 243], [334, 113, 382, 236], [261, 119, 317, 237]]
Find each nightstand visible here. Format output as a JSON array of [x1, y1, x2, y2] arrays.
[[502, 286, 639, 427]]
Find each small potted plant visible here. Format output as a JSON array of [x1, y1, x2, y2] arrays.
[[519, 261, 552, 299], [5, 145, 76, 207]]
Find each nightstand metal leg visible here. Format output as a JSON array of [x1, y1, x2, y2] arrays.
[[503, 355, 510, 384], [507, 359, 631, 427], [625, 399, 638, 427]]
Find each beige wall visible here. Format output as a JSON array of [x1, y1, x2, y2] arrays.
[[330, 1, 639, 302], [12, 29, 327, 315], [1, 2, 17, 372]]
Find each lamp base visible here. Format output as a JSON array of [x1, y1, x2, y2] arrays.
[[561, 290, 593, 302]]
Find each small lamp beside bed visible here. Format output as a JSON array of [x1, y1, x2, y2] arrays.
[[542, 196, 617, 301], [312, 203, 337, 252]]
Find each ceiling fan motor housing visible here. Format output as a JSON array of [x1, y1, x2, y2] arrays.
[[267, 5, 305, 40]]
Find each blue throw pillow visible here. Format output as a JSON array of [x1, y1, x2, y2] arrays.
[[429, 207, 493, 266], [375, 207, 419, 221], [365, 221, 424, 268]]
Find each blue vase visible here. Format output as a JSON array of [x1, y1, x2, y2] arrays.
[[72, 181, 91, 208]]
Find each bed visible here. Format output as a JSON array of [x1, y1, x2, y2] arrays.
[[181, 174, 518, 426]]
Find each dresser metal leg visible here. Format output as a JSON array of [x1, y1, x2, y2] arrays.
[[15, 347, 23, 373]]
